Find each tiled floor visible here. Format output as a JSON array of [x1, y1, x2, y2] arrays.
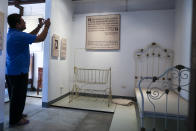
[[4, 97, 113, 131], [4, 96, 187, 131], [27, 91, 42, 98], [4, 89, 42, 103]]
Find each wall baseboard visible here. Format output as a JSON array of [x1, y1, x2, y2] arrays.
[[42, 92, 70, 108], [42, 102, 50, 108], [0, 122, 3, 131]]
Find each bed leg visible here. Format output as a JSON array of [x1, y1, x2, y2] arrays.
[[141, 127, 145, 131], [152, 128, 156, 131]]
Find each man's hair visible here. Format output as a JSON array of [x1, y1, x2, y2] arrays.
[[7, 13, 21, 28]]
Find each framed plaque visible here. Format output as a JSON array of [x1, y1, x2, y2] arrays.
[[0, 11, 4, 50], [60, 38, 67, 60], [51, 34, 60, 59], [86, 14, 120, 50]]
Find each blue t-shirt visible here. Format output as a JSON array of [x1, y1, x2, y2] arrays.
[[6, 28, 36, 75]]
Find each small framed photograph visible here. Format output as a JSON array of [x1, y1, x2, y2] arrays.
[[60, 38, 67, 60], [51, 34, 60, 59], [0, 11, 4, 50]]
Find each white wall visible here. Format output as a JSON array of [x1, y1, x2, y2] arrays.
[[0, 0, 8, 126], [44, 0, 73, 102], [174, 0, 192, 100], [174, 0, 192, 67], [71, 10, 175, 97]]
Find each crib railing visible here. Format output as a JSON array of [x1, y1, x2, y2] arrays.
[[69, 66, 112, 106], [138, 65, 190, 131]]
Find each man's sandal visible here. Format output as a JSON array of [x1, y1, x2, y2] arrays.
[[22, 114, 28, 118], [9, 118, 29, 128]]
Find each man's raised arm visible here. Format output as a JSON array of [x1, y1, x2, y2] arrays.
[[34, 18, 51, 43], [29, 18, 44, 35]]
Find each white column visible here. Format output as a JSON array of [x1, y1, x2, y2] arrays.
[[0, 0, 8, 129]]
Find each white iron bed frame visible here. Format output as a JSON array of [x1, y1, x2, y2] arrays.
[[69, 66, 112, 106], [134, 43, 190, 131]]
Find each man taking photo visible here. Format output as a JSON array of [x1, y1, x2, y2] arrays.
[[6, 13, 50, 127]]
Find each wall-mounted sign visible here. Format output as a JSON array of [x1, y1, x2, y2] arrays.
[[60, 38, 67, 60], [51, 34, 60, 59], [86, 14, 120, 50], [0, 11, 4, 50]]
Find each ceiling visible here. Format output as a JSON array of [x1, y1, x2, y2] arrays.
[[8, 0, 175, 14], [72, 0, 175, 14], [8, 0, 45, 5]]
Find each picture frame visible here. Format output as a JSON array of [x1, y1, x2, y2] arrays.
[[60, 38, 67, 60], [86, 14, 120, 50], [0, 11, 4, 50], [51, 34, 60, 59]]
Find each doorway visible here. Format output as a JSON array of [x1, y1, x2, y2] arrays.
[[5, 3, 45, 102]]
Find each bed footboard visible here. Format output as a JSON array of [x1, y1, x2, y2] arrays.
[[138, 65, 190, 131]]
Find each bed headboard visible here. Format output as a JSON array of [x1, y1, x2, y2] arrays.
[[134, 42, 174, 88]]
